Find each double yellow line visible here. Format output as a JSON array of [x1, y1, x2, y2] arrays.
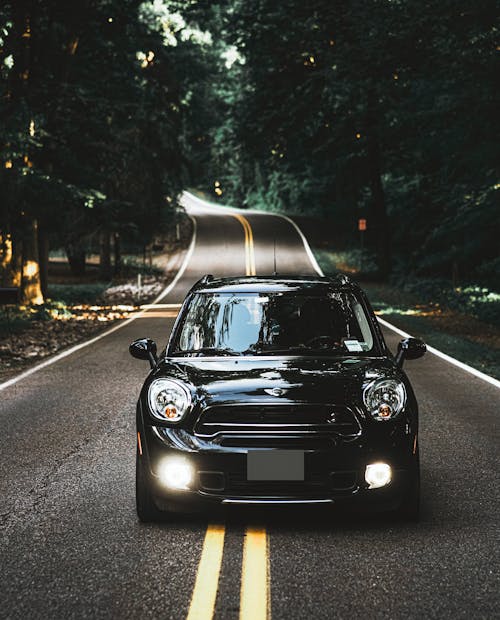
[[186, 214, 269, 620], [187, 525, 269, 620], [233, 214, 256, 276]]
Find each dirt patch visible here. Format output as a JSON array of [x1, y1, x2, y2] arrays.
[[0, 232, 191, 384], [0, 308, 132, 381]]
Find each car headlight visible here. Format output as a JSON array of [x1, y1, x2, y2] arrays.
[[147, 379, 192, 422], [363, 379, 406, 421]]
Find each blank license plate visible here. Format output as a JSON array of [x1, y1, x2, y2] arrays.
[[247, 450, 304, 481]]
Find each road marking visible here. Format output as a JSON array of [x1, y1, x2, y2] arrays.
[[140, 303, 183, 309], [183, 190, 500, 387], [0, 221, 197, 392], [187, 523, 226, 620], [275, 213, 324, 276], [187, 212, 268, 620], [240, 526, 270, 620], [376, 316, 500, 389], [135, 310, 180, 318], [233, 213, 256, 276]]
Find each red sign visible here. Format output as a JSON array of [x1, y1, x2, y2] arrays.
[[358, 218, 367, 231]]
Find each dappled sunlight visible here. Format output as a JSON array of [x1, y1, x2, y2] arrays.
[[56, 304, 135, 322], [23, 260, 39, 278], [14, 303, 136, 323], [375, 305, 444, 318]]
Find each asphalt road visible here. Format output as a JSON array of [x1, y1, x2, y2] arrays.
[[1, 192, 498, 619]]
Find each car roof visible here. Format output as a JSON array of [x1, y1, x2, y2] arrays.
[[190, 274, 359, 294]]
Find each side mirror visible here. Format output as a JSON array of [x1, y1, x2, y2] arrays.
[[129, 338, 158, 369], [395, 337, 426, 368]]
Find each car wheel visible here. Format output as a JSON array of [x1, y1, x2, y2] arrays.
[[136, 450, 166, 523]]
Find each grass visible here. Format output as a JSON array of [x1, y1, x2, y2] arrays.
[[47, 283, 110, 304], [364, 284, 500, 380]]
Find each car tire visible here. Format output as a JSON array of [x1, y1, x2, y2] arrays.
[[136, 450, 165, 523]]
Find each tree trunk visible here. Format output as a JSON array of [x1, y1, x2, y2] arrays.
[[113, 232, 121, 275], [65, 242, 86, 276], [366, 102, 391, 279], [99, 229, 112, 280], [10, 235, 23, 287], [38, 223, 49, 300], [0, 234, 14, 287], [21, 218, 44, 305]]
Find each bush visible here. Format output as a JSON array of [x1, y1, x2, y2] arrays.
[[395, 277, 500, 327], [315, 249, 378, 277]]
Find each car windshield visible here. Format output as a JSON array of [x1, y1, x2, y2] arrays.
[[173, 291, 376, 356]]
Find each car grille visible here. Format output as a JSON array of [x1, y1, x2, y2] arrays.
[[194, 404, 361, 439], [225, 473, 328, 497], [218, 435, 336, 449], [198, 471, 358, 497]]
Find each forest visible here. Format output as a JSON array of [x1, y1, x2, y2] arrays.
[[0, 0, 498, 303]]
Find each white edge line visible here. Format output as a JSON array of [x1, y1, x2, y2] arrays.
[[275, 213, 324, 277], [276, 204, 500, 389], [0, 218, 197, 392], [376, 316, 500, 388], [182, 191, 324, 276], [182, 191, 500, 389]]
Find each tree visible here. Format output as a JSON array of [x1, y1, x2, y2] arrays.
[[183, 0, 499, 282], [0, 0, 190, 300]]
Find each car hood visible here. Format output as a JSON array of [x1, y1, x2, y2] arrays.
[[153, 356, 401, 406]]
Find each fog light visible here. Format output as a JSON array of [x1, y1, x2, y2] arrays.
[[157, 458, 193, 490], [365, 463, 392, 489]]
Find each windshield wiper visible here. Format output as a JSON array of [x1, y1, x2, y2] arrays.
[[247, 345, 344, 355], [173, 347, 241, 357]]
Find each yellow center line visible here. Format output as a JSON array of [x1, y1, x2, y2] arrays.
[[240, 526, 270, 620], [187, 523, 226, 620], [233, 214, 256, 276], [187, 214, 269, 619]]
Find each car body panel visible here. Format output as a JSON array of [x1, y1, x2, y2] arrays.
[[132, 275, 423, 517]]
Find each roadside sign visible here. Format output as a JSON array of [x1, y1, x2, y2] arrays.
[[358, 218, 367, 231]]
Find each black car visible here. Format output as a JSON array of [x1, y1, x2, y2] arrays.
[[130, 275, 426, 522]]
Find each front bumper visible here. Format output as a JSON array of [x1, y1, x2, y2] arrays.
[[138, 418, 417, 514]]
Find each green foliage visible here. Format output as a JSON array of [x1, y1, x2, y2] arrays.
[[180, 0, 499, 280], [0, 0, 190, 260], [395, 278, 500, 328], [315, 249, 379, 278], [27, 301, 73, 321], [1, 0, 496, 285], [0, 300, 71, 336]]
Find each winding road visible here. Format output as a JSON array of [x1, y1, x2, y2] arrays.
[[1, 192, 498, 619]]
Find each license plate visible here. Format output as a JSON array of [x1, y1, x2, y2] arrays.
[[247, 450, 304, 481]]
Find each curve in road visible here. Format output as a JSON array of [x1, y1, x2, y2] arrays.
[[0, 192, 498, 620]]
